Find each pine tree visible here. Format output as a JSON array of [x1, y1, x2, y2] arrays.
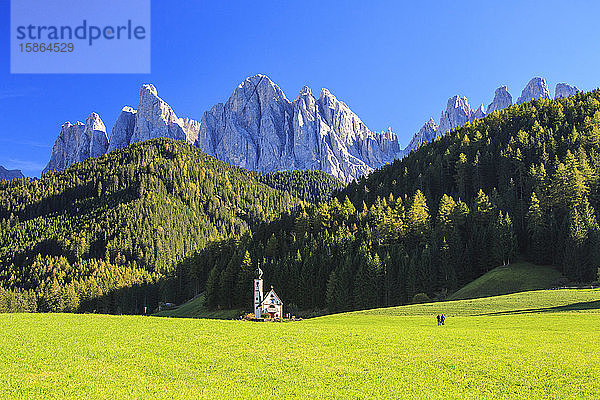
[[407, 190, 430, 239], [527, 192, 548, 264], [493, 212, 516, 266]]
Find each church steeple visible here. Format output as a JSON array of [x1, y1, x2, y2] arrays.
[[253, 264, 264, 319]]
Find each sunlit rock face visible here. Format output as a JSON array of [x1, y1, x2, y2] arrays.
[[47, 75, 581, 180], [487, 86, 513, 113], [438, 95, 474, 135], [129, 84, 199, 145], [555, 83, 579, 98], [196, 74, 401, 183], [516, 77, 550, 105], [43, 112, 108, 173]]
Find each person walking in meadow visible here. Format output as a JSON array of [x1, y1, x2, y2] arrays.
[[436, 315, 441, 325], [441, 314, 445, 325]]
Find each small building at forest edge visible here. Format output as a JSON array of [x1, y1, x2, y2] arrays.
[[253, 267, 283, 319]]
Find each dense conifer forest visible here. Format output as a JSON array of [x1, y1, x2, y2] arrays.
[[2, 89, 600, 314], [0, 139, 339, 313], [201, 89, 600, 313]]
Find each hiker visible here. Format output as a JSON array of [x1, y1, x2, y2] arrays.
[[436, 315, 441, 326], [441, 314, 445, 325]]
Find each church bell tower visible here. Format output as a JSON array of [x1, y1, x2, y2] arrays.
[[253, 265, 264, 318]]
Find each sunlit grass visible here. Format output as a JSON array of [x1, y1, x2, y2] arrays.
[[1, 289, 599, 399]]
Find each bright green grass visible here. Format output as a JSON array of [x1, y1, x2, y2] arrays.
[[153, 294, 242, 319], [358, 288, 600, 317], [450, 262, 563, 300], [1, 289, 599, 399]]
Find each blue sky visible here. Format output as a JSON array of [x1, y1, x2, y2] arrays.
[[1, 0, 599, 176]]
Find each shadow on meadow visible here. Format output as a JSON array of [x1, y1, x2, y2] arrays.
[[477, 300, 600, 316]]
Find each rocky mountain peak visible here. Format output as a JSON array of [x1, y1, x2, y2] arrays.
[[516, 77, 550, 105], [43, 113, 109, 173], [196, 76, 399, 182], [472, 104, 485, 120], [85, 113, 109, 159], [487, 85, 513, 113], [555, 83, 579, 98], [140, 83, 158, 97], [439, 95, 472, 134], [298, 85, 312, 97], [0, 166, 25, 181], [131, 84, 189, 144], [403, 117, 439, 156], [107, 106, 137, 152]]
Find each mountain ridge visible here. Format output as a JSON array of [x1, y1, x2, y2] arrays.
[[0, 166, 24, 181], [43, 75, 580, 181]]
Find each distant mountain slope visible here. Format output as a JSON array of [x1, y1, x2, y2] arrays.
[[0, 139, 319, 313], [0, 166, 24, 181]]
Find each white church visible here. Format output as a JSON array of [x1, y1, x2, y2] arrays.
[[253, 266, 283, 319]]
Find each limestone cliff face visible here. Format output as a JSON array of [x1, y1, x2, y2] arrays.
[[487, 86, 512, 113], [43, 113, 108, 173], [44, 75, 582, 180], [107, 107, 137, 152], [47, 85, 202, 172], [438, 96, 471, 135], [555, 83, 579, 98], [197, 75, 295, 173], [109, 85, 200, 152], [0, 166, 24, 181], [129, 84, 199, 145], [196, 75, 400, 183], [516, 77, 550, 105], [403, 118, 439, 155]]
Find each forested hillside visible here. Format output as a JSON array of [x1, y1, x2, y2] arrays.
[[3, 89, 600, 316], [0, 139, 339, 313], [259, 170, 343, 204], [200, 90, 600, 313]]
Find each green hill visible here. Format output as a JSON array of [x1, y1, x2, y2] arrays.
[[259, 170, 343, 204], [351, 288, 600, 317], [449, 262, 563, 300], [0, 139, 341, 314]]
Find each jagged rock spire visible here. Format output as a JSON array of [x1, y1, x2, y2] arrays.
[[516, 77, 550, 105]]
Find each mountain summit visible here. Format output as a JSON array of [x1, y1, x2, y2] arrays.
[[43, 74, 580, 181], [44, 75, 399, 183], [402, 77, 577, 155], [197, 75, 399, 182]]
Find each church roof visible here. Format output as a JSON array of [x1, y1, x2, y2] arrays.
[[261, 288, 282, 306]]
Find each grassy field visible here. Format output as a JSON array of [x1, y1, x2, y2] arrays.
[[1, 289, 599, 399], [153, 294, 242, 319], [450, 262, 563, 300]]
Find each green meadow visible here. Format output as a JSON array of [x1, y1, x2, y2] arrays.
[[1, 289, 599, 399]]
